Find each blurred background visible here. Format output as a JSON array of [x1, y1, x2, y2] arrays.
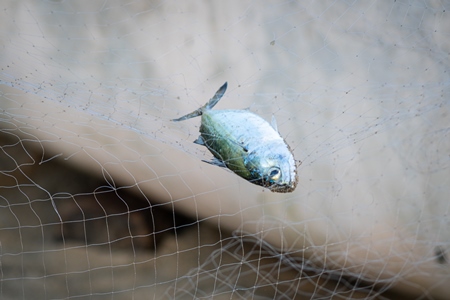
[[1, 1, 449, 299]]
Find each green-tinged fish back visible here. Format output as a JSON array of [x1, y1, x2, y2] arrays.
[[172, 82, 228, 121], [172, 82, 298, 192], [199, 112, 252, 179]]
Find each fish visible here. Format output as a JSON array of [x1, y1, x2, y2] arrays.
[[172, 82, 298, 193]]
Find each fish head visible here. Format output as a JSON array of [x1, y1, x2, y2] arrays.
[[247, 145, 298, 193], [262, 155, 298, 193]]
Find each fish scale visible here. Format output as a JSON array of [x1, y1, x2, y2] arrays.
[[173, 82, 298, 193]]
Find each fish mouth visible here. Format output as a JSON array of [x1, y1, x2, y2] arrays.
[[248, 177, 297, 193], [267, 182, 296, 193]]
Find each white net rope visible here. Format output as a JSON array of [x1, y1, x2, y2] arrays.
[[1, 1, 450, 299]]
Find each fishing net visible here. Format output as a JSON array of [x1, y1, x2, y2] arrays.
[[1, 1, 449, 299]]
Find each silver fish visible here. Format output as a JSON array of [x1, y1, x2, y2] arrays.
[[173, 82, 298, 193]]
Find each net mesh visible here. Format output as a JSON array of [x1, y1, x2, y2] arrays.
[[1, 1, 449, 299]]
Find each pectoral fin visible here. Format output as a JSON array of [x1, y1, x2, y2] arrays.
[[194, 135, 206, 146], [202, 157, 227, 168]]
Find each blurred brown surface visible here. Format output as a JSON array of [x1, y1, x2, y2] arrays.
[[0, 129, 400, 299], [0, 129, 219, 299]]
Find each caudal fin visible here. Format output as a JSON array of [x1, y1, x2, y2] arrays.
[[172, 82, 228, 122], [205, 82, 227, 110]]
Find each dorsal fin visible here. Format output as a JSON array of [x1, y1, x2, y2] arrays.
[[271, 115, 278, 132]]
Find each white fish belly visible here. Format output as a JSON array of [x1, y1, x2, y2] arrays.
[[202, 109, 283, 151]]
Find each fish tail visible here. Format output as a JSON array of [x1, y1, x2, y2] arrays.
[[205, 82, 227, 110], [172, 82, 227, 122], [171, 108, 203, 121]]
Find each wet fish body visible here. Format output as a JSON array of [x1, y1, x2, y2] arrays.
[[173, 82, 298, 193]]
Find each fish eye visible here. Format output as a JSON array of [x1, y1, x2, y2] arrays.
[[268, 167, 281, 181]]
